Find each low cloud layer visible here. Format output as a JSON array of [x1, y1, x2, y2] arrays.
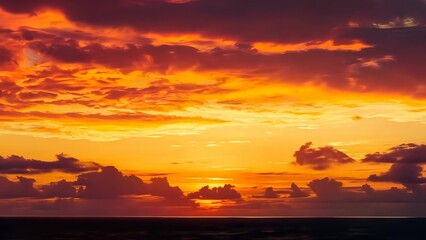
[[0, 165, 194, 208], [0, 154, 101, 174], [0, 176, 38, 198], [188, 184, 242, 200], [305, 177, 426, 203], [289, 183, 309, 198], [1, 143, 426, 215]]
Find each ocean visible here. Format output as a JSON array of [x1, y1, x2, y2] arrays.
[[0, 217, 424, 239]]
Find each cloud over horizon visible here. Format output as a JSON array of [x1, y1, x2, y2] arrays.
[[293, 142, 355, 170], [0, 153, 101, 174], [188, 184, 242, 200], [365, 144, 426, 186]]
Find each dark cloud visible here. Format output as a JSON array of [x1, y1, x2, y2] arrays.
[[28, 41, 200, 72], [25, 77, 87, 93], [40, 180, 77, 198], [0, 78, 22, 105], [293, 142, 355, 170], [93, 79, 230, 106], [76, 166, 146, 198], [254, 185, 307, 199], [259, 187, 279, 198], [0, 1, 425, 97], [31, 198, 75, 211], [0, 46, 12, 65], [221, 201, 273, 210], [368, 163, 426, 185], [0, 24, 421, 97], [220, 200, 291, 211], [18, 91, 57, 100], [361, 184, 413, 202], [145, 177, 185, 199], [365, 143, 426, 185], [307, 177, 344, 200], [25, 32, 426, 97], [76, 166, 191, 204], [18, 26, 131, 44], [188, 184, 242, 200], [289, 183, 309, 198], [0, 176, 76, 199], [0, 176, 38, 198], [1, 0, 426, 43], [363, 143, 426, 164], [0, 109, 224, 125], [0, 153, 101, 174], [306, 177, 420, 202], [339, 27, 426, 97], [25, 38, 349, 81], [0, 164, 194, 207]]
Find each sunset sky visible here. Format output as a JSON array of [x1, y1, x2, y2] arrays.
[[0, 0, 425, 216]]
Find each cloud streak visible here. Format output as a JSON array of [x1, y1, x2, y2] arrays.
[[0, 154, 101, 174], [188, 184, 242, 200]]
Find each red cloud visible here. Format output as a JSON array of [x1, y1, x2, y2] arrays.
[[0, 46, 12, 66]]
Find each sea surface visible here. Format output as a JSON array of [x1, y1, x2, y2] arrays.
[[0, 217, 424, 239]]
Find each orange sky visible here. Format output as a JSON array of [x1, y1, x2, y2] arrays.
[[0, 1, 426, 216]]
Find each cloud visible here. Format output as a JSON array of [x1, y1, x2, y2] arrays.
[[0, 1, 425, 100], [253, 185, 309, 199], [28, 41, 200, 71], [363, 143, 426, 164], [145, 177, 185, 199], [40, 180, 77, 198], [0, 46, 12, 65], [364, 144, 426, 185], [259, 187, 279, 198], [361, 184, 413, 202], [76, 166, 147, 198], [338, 26, 426, 97], [31, 198, 75, 211], [188, 184, 242, 200], [18, 91, 57, 100], [289, 183, 309, 198], [306, 177, 418, 202], [0, 176, 38, 198], [0, 164, 195, 210], [307, 177, 344, 199], [0, 176, 76, 199], [18, 27, 426, 97], [368, 163, 426, 185], [1, 0, 425, 43], [293, 142, 355, 170], [220, 200, 291, 211], [76, 166, 191, 204], [0, 153, 101, 174]]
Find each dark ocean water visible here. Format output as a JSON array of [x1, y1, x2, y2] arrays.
[[0, 217, 424, 240]]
